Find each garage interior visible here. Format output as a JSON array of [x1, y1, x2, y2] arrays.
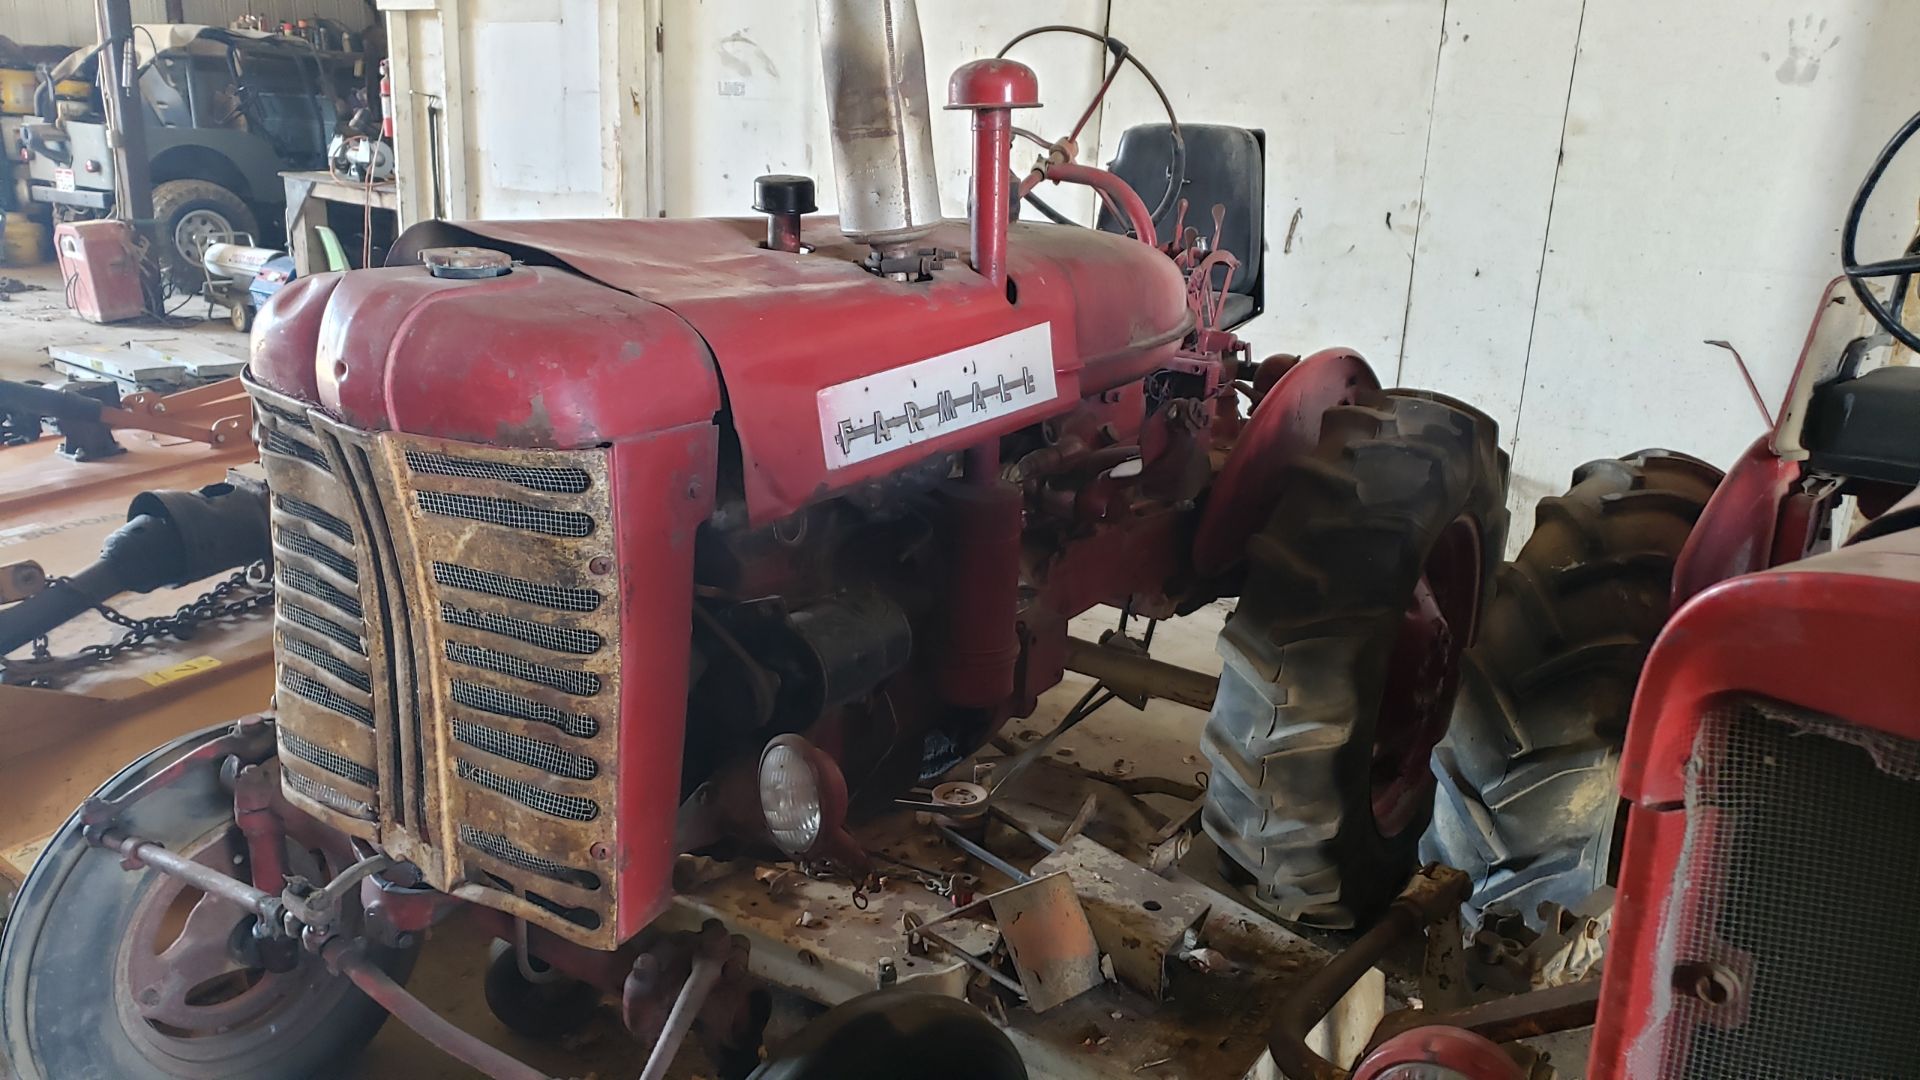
[[1, 1, 1917, 1078]]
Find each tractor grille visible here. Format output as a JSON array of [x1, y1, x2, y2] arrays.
[[1648, 699, 1920, 1078], [249, 376, 622, 947]]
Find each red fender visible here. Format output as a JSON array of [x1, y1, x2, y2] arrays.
[[1669, 436, 1804, 608], [1191, 348, 1382, 577]]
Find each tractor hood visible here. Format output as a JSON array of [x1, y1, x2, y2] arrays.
[[251, 215, 1190, 524]]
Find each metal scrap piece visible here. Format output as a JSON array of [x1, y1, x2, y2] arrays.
[[1032, 835, 1211, 1000], [988, 870, 1104, 1012]]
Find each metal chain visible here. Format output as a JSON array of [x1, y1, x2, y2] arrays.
[[26, 560, 275, 666]]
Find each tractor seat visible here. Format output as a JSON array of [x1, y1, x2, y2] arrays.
[[1803, 364, 1920, 486], [1215, 291, 1258, 330]]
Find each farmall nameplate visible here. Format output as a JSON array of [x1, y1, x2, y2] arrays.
[[817, 322, 1057, 469]]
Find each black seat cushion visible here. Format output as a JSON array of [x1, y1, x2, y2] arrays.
[[1803, 365, 1920, 485], [1099, 123, 1264, 328]]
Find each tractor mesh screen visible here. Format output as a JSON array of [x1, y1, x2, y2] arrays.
[[276, 527, 357, 581], [279, 565, 364, 619], [274, 494, 355, 543], [281, 601, 365, 655], [255, 398, 312, 429], [262, 428, 333, 472], [284, 637, 371, 692], [415, 491, 595, 538], [458, 824, 602, 890], [440, 603, 602, 655], [404, 450, 592, 494], [444, 640, 601, 697], [279, 668, 373, 727], [284, 768, 374, 819], [431, 562, 601, 613], [452, 718, 598, 780], [281, 729, 377, 788], [456, 760, 599, 822], [1659, 701, 1920, 1079], [450, 679, 598, 738]]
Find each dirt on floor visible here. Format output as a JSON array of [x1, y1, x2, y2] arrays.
[[0, 263, 248, 384]]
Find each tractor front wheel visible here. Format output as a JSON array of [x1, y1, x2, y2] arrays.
[[1202, 389, 1508, 928], [0, 724, 414, 1079]]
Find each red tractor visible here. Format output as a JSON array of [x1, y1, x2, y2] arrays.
[[1287, 108, 1920, 1080], [0, 3, 1509, 1077]]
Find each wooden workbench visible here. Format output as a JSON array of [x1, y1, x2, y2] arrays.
[[281, 168, 401, 277]]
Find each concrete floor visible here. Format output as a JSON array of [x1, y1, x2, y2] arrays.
[[0, 266, 1591, 1078], [0, 263, 243, 383]]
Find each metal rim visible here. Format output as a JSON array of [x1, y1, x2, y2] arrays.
[[113, 828, 351, 1065], [1370, 516, 1482, 837], [173, 208, 234, 266]]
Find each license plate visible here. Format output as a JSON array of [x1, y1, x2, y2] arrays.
[[53, 166, 74, 192]]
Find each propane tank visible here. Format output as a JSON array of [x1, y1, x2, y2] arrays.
[[815, 0, 943, 251], [200, 241, 281, 287]]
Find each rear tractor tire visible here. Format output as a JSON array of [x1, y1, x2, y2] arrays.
[[1421, 450, 1720, 928], [1203, 388, 1509, 928]]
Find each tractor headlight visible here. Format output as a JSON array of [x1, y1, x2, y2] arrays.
[[759, 735, 825, 855]]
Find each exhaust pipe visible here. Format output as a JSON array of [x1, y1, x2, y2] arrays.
[[815, 0, 942, 251]]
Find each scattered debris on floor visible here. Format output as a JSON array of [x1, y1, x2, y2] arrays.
[[0, 277, 47, 301]]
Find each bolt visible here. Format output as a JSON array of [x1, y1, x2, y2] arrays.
[[588, 556, 612, 575], [686, 476, 703, 499], [878, 958, 898, 988], [1674, 962, 1739, 1006], [394, 932, 417, 950], [591, 842, 611, 860]]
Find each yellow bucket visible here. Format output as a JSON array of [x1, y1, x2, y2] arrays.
[[2, 215, 49, 267]]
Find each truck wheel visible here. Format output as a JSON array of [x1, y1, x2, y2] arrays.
[[0, 723, 414, 1079], [1203, 389, 1509, 928], [1421, 450, 1720, 927], [152, 179, 258, 288]]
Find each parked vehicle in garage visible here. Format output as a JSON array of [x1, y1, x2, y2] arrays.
[[0, 2, 1518, 1076], [1300, 105, 1920, 1079], [22, 24, 342, 284]]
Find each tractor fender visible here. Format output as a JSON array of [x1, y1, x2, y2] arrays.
[[1669, 435, 1802, 607], [1191, 347, 1382, 577]]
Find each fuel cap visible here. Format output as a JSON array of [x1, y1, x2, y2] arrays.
[[421, 246, 513, 279]]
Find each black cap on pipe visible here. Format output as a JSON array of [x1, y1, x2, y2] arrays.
[[753, 175, 818, 216]]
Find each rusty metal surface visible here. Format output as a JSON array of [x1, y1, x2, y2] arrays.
[[251, 376, 625, 947], [1031, 834, 1211, 1001], [1268, 865, 1472, 1080], [1062, 636, 1218, 713], [1366, 979, 1602, 1053], [0, 561, 46, 603], [986, 870, 1102, 1012], [662, 811, 1342, 1079]]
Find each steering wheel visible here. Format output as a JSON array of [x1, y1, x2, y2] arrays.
[[995, 25, 1185, 229], [1841, 108, 1920, 353]]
